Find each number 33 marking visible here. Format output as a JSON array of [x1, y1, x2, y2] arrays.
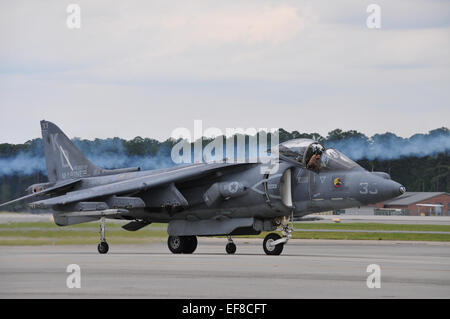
[[360, 182, 378, 194]]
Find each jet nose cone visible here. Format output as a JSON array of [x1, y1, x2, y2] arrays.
[[384, 180, 404, 199], [355, 173, 406, 204]]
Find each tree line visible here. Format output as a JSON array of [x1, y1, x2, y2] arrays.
[[0, 127, 448, 206]]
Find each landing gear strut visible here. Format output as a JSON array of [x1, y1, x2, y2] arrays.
[[225, 235, 236, 254], [167, 235, 198, 254], [97, 217, 109, 254]]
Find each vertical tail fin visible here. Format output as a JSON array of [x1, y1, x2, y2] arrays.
[[41, 120, 102, 182]]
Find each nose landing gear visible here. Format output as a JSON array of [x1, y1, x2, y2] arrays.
[[263, 216, 292, 256], [263, 233, 283, 255]]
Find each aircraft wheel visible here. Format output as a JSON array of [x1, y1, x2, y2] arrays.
[[168, 236, 185, 254], [226, 242, 236, 254], [263, 233, 284, 256], [97, 241, 109, 254], [183, 236, 198, 254]]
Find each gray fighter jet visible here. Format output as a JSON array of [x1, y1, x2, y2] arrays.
[[0, 121, 405, 255]]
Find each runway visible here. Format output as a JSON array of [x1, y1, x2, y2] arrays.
[[1, 238, 449, 299]]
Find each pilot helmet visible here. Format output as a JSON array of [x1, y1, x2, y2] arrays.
[[311, 143, 324, 155]]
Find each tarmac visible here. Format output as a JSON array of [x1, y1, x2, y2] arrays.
[[1, 238, 449, 299], [308, 214, 450, 225]]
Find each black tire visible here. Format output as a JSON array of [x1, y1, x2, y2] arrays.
[[183, 236, 198, 254], [97, 241, 109, 254], [263, 233, 284, 256], [226, 242, 236, 254], [168, 236, 185, 254]]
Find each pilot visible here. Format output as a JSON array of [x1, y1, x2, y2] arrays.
[[306, 144, 324, 173]]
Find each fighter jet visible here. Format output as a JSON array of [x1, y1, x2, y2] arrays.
[[0, 121, 406, 255]]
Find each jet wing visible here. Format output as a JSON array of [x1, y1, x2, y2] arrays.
[[30, 162, 253, 209], [0, 178, 82, 208]]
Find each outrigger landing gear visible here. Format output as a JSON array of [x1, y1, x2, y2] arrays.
[[263, 217, 292, 256], [167, 236, 198, 254], [97, 217, 109, 254], [225, 235, 236, 254]]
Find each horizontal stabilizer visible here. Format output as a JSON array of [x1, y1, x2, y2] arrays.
[[100, 167, 141, 176], [0, 179, 81, 208]]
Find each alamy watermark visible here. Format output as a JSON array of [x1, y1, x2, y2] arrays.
[[366, 264, 381, 288], [66, 264, 81, 288], [66, 4, 81, 29], [366, 4, 381, 29], [65, 4, 380, 30], [170, 120, 280, 174]]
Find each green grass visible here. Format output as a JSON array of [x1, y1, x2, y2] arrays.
[[0, 221, 167, 245], [291, 222, 450, 232], [0, 221, 167, 229], [234, 222, 450, 242], [0, 221, 450, 245], [248, 231, 450, 242]]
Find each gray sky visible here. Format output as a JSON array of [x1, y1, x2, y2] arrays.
[[0, 0, 449, 143]]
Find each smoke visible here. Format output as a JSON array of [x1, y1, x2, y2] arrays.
[[74, 138, 175, 171], [323, 129, 450, 161], [72, 138, 173, 171], [0, 138, 175, 177], [0, 128, 448, 177], [0, 153, 46, 176]]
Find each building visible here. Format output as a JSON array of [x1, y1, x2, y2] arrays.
[[372, 192, 450, 216]]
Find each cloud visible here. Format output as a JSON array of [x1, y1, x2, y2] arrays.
[[160, 5, 304, 45], [0, 1, 449, 143]]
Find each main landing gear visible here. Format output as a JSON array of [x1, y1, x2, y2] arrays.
[[167, 235, 238, 255], [165, 216, 294, 256], [167, 235, 198, 254], [97, 217, 109, 254]]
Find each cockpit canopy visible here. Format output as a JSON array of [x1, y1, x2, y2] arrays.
[[273, 139, 361, 173]]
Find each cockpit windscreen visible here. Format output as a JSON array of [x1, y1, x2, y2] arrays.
[[275, 139, 361, 172], [319, 148, 361, 172]]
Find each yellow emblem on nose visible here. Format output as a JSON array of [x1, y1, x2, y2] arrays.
[[333, 177, 343, 188]]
